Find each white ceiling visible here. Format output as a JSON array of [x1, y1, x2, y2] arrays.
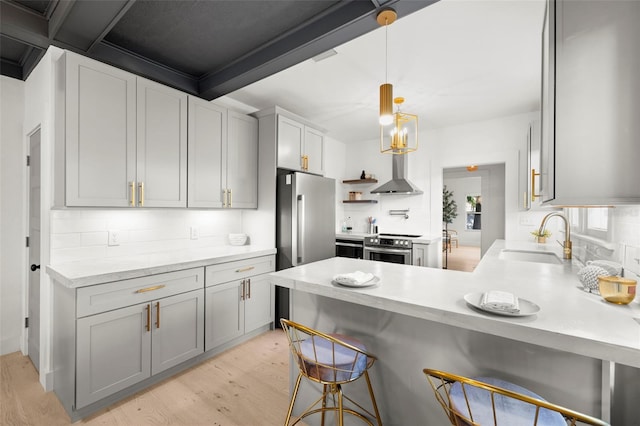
[[224, 0, 546, 143]]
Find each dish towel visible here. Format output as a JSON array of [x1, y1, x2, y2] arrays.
[[480, 291, 520, 314], [333, 271, 375, 286]]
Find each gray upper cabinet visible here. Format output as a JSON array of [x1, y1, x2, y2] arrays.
[[61, 52, 136, 207], [542, 0, 640, 205], [255, 107, 325, 176], [226, 110, 258, 208], [187, 97, 258, 208], [58, 51, 188, 207], [277, 115, 325, 175], [136, 78, 188, 207]]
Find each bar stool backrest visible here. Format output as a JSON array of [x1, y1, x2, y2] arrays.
[[423, 369, 610, 426]]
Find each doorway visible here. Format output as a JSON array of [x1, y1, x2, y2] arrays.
[[443, 164, 505, 271], [28, 128, 41, 371]]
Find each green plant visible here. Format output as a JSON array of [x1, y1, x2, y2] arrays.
[[443, 186, 458, 224], [531, 229, 552, 237]]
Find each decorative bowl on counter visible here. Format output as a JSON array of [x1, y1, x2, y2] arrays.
[[228, 233, 248, 246], [597, 276, 637, 304]]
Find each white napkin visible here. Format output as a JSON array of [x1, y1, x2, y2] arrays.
[[333, 271, 375, 286], [480, 290, 520, 314]]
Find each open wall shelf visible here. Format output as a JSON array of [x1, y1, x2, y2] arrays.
[[342, 178, 378, 184], [342, 200, 378, 204]]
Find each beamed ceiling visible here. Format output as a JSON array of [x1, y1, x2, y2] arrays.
[[0, 0, 434, 100]]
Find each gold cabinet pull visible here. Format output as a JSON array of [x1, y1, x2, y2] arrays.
[[241, 279, 246, 301], [222, 189, 228, 207], [228, 188, 232, 208], [531, 169, 541, 202], [135, 284, 166, 293], [235, 266, 255, 273], [247, 278, 251, 299], [145, 304, 151, 332], [129, 182, 135, 207], [138, 182, 144, 206], [156, 301, 160, 329]]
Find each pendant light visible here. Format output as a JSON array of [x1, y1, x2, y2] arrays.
[[377, 9, 397, 126], [380, 97, 418, 154]]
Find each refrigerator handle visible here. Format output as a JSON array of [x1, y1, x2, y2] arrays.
[[297, 194, 304, 264]]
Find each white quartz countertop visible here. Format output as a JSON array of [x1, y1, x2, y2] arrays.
[[269, 240, 640, 368], [47, 245, 277, 288]]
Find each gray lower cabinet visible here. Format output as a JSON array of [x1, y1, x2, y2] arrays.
[[204, 255, 275, 351], [53, 267, 205, 413], [76, 288, 204, 408]]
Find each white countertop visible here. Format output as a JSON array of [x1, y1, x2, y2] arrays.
[[269, 240, 640, 368], [47, 245, 277, 288]]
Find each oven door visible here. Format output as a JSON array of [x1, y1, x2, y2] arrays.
[[364, 247, 412, 264], [336, 239, 364, 259]]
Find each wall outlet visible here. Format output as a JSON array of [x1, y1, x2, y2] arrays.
[[108, 230, 120, 246], [190, 227, 199, 240]]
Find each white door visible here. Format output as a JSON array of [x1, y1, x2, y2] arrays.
[[226, 111, 258, 208], [28, 129, 41, 371]]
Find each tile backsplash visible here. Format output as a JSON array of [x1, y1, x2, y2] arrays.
[[50, 209, 243, 263]]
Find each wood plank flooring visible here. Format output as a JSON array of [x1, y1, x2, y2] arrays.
[[443, 245, 481, 272], [1, 330, 290, 426]]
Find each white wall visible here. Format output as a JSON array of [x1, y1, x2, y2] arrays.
[[1, 76, 26, 355]]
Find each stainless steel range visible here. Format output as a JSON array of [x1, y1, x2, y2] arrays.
[[363, 233, 421, 265]]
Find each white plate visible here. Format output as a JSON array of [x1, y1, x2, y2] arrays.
[[332, 275, 380, 288], [464, 292, 540, 317]]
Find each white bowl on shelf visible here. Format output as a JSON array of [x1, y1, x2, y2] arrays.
[[228, 233, 248, 246]]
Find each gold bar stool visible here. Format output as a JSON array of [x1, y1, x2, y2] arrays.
[[280, 319, 383, 426], [423, 369, 610, 426]]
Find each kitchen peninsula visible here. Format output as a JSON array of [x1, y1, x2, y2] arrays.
[[269, 240, 640, 425]]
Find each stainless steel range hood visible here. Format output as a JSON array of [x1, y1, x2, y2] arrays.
[[371, 154, 423, 194]]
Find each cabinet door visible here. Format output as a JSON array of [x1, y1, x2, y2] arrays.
[[151, 290, 204, 375], [187, 97, 227, 207], [76, 303, 151, 408], [304, 126, 325, 175], [244, 274, 273, 333], [65, 53, 136, 207], [539, 0, 555, 203], [226, 111, 258, 208], [137, 78, 188, 207], [204, 281, 244, 351], [277, 115, 304, 171]]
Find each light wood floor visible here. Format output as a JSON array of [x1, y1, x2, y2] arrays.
[[443, 245, 481, 272], [1, 330, 290, 426]]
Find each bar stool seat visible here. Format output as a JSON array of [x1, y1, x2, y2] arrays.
[[424, 369, 610, 426], [281, 319, 382, 426]]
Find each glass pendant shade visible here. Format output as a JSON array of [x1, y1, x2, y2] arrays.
[[380, 98, 418, 155], [379, 83, 394, 125]]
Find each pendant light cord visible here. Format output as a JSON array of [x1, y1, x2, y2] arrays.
[[385, 18, 388, 83]]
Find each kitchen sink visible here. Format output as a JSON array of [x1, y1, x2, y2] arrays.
[[498, 249, 563, 265]]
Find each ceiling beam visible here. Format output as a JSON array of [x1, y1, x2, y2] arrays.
[[48, 0, 76, 39], [197, 0, 437, 100], [0, 1, 49, 49]]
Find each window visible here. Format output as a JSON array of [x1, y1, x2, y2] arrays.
[[565, 207, 610, 241], [466, 195, 481, 230]]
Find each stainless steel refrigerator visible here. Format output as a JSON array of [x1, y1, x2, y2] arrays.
[[276, 172, 336, 321]]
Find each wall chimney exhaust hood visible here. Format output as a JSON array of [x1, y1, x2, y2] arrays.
[[371, 155, 423, 194]]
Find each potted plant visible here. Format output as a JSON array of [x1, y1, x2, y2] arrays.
[[531, 229, 551, 243]]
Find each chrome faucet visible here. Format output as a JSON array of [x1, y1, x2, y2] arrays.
[[538, 212, 572, 259]]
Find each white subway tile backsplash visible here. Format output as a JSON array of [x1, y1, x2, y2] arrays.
[[50, 209, 246, 264]]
